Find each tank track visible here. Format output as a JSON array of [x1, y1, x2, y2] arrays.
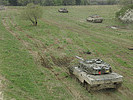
[[69, 72, 122, 92]]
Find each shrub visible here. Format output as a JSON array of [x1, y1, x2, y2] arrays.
[[21, 3, 43, 26], [116, 4, 133, 18]]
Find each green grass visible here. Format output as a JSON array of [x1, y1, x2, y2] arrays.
[[0, 5, 133, 100]]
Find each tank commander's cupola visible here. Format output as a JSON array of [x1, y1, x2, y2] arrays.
[[95, 59, 103, 64]]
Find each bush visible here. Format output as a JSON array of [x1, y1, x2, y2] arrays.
[[116, 4, 133, 18]]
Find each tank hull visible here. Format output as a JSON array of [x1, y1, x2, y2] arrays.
[[86, 18, 103, 23], [58, 10, 68, 13], [69, 66, 123, 91]]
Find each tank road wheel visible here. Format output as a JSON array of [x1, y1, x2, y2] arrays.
[[100, 20, 103, 23], [72, 75, 78, 81], [115, 83, 122, 89], [84, 81, 91, 92], [69, 67, 74, 77], [80, 81, 84, 87], [76, 77, 79, 82], [71, 75, 76, 80]]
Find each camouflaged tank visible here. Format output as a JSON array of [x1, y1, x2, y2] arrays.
[[86, 15, 103, 23], [58, 8, 68, 13], [0, 5, 5, 10], [69, 56, 123, 91]]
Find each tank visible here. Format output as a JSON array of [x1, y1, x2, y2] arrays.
[[86, 15, 103, 23], [58, 8, 68, 13], [69, 56, 123, 91], [0, 5, 5, 10]]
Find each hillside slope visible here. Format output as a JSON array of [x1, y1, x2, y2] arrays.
[[0, 5, 133, 100]]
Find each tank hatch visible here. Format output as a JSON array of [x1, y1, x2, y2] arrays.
[[79, 59, 112, 75]]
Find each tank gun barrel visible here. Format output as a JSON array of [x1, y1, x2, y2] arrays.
[[76, 56, 84, 61]]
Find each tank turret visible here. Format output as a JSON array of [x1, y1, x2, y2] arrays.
[[86, 15, 103, 23], [58, 8, 68, 13], [76, 56, 112, 75]]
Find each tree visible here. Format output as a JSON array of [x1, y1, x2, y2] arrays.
[[53, 0, 62, 6], [76, 0, 81, 5], [21, 3, 43, 26], [62, 0, 75, 5], [81, 0, 89, 5], [107, 0, 117, 5], [45, 0, 54, 6], [0, 0, 9, 5], [119, 0, 133, 5], [8, 0, 18, 6]]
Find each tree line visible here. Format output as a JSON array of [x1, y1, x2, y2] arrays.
[[0, 0, 119, 6], [119, 0, 133, 5]]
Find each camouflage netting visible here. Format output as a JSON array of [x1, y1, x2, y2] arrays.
[[116, 4, 133, 23], [119, 9, 133, 23]]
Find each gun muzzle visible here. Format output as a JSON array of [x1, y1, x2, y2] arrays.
[[76, 56, 84, 61]]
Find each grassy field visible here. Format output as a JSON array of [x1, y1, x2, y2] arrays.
[[0, 5, 133, 100]]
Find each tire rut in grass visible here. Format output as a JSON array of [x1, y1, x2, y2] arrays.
[[38, 54, 87, 99]]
